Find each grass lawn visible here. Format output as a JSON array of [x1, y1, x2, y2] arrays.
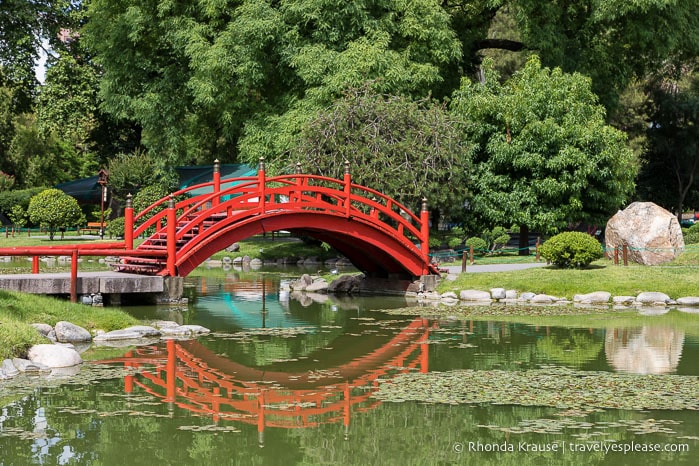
[[0, 290, 140, 360], [440, 250, 699, 299]]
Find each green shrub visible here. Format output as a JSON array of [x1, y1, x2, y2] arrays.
[[539, 231, 603, 268], [0, 186, 47, 218], [106, 216, 125, 238], [465, 237, 488, 255], [482, 226, 511, 252], [447, 236, 463, 249], [684, 223, 699, 244], [429, 237, 443, 249], [27, 189, 85, 240]]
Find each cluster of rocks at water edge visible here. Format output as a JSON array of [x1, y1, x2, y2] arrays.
[[0, 320, 210, 380], [202, 248, 353, 271], [282, 273, 363, 294], [421, 288, 699, 312]]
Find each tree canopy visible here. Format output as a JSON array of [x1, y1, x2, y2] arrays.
[[638, 67, 699, 217], [289, 85, 471, 219], [450, 56, 637, 241], [2, 0, 699, 227], [27, 188, 85, 239]]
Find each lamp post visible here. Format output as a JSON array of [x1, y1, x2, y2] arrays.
[[97, 169, 109, 239]]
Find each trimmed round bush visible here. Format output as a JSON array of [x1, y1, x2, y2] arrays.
[[106, 216, 125, 238], [539, 231, 603, 268], [465, 237, 488, 255], [684, 223, 699, 244]]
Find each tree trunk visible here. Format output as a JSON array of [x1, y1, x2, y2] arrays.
[[518, 224, 530, 256]]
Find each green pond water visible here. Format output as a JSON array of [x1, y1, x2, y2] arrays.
[[1, 271, 698, 465]]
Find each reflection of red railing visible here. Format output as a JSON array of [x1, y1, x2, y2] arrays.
[[98, 318, 434, 436]]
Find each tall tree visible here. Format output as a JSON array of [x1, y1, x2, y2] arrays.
[[290, 85, 471, 222], [83, 0, 462, 168], [451, 56, 636, 252], [639, 66, 699, 217], [0, 0, 74, 112], [472, 0, 699, 112]]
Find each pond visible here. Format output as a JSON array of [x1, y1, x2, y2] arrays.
[[1, 271, 698, 465]]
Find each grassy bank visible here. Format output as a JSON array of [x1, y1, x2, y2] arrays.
[[0, 290, 140, 360], [439, 250, 699, 299]]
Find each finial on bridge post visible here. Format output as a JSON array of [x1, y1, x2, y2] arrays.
[[126, 193, 132, 209], [168, 194, 175, 209], [296, 162, 302, 174], [344, 160, 350, 175], [421, 198, 428, 212], [213, 159, 221, 205], [259, 157, 265, 172]]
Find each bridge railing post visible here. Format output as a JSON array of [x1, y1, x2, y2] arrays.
[[212, 159, 220, 207], [166, 196, 176, 276], [420, 198, 430, 271], [70, 249, 78, 303], [258, 157, 266, 213], [344, 160, 351, 217], [125, 194, 134, 250]]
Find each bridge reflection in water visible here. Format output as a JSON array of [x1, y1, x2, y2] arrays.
[[99, 317, 434, 446]]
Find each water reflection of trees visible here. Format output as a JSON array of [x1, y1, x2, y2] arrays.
[[605, 327, 685, 374], [429, 321, 605, 371]]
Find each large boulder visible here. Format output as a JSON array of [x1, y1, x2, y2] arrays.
[[55, 321, 92, 343], [27, 344, 82, 368], [605, 202, 684, 265]]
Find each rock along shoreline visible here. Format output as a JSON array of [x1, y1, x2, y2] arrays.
[[0, 320, 210, 380]]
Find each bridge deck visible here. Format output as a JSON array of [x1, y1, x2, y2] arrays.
[[0, 271, 165, 297]]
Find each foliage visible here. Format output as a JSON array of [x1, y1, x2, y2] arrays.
[[0, 0, 74, 113], [0, 186, 46, 217], [105, 216, 125, 238], [0, 171, 15, 191], [539, 232, 603, 268], [27, 189, 85, 240], [451, 56, 637, 238], [5, 113, 85, 188], [107, 150, 172, 203], [36, 53, 101, 176], [482, 226, 511, 252], [8, 205, 27, 228], [83, 0, 461, 166], [464, 237, 488, 254], [637, 67, 699, 216], [508, 0, 699, 112], [684, 223, 699, 244], [290, 85, 471, 220]]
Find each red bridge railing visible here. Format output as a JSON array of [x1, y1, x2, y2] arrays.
[[124, 159, 433, 276]]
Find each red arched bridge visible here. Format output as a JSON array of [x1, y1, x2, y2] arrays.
[[0, 160, 439, 301], [117, 159, 438, 278]]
